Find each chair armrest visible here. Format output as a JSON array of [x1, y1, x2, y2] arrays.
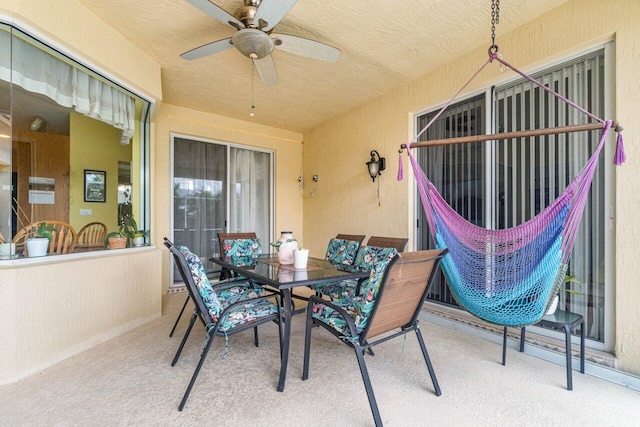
[[308, 295, 360, 338], [210, 277, 254, 290]]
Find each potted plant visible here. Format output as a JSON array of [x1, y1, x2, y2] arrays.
[[547, 273, 582, 315], [104, 227, 128, 249], [293, 241, 309, 269], [103, 217, 148, 249], [26, 222, 56, 257], [127, 218, 149, 247]]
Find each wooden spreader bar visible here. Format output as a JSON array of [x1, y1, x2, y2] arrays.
[[401, 121, 618, 150]]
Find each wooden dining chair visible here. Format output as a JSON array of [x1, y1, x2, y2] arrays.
[[164, 238, 282, 411], [366, 235, 409, 252], [303, 249, 448, 427], [12, 220, 77, 256], [76, 222, 108, 250]]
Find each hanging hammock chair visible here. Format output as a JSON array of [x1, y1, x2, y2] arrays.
[[399, 52, 625, 328]]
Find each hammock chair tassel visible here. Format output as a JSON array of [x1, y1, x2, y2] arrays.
[[397, 148, 404, 180], [615, 124, 626, 165]]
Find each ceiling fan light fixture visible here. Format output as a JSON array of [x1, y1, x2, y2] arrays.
[[232, 28, 274, 59]]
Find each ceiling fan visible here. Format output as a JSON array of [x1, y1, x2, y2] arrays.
[[182, 0, 341, 87]]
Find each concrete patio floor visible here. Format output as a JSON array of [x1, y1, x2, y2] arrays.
[[1, 291, 639, 426]]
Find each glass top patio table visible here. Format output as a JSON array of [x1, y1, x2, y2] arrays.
[[209, 254, 370, 393], [211, 254, 369, 290]]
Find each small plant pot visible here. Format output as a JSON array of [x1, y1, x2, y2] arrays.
[[108, 236, 128, 249], [26, 238, 49, 257], [293, 248, 309, 269], [132, 236, 145, 247], [546, 294, 559, 315]]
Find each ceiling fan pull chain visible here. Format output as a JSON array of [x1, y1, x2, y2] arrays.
[[250, 56, 256, 117]]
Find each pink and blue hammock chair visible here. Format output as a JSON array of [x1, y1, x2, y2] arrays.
[[399, 52, 625, 328]]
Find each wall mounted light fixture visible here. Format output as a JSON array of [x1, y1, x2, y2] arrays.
[[298, 174, 318, 198], [366, 150, 386, 182]]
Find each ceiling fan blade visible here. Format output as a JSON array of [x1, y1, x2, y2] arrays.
[[180, 38, 233, 60], [272, 34, 340, 62], [253, 55, 278, 87], [254, 0, 298, 32], [186, 0, 244, 29]]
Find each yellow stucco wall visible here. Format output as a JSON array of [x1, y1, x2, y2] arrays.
[[303, 0, 640, 374], [0, 0, 163, 384], [154, 104, 304, 291]]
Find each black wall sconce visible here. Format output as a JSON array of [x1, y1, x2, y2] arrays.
[[366, 150, 386, 182]]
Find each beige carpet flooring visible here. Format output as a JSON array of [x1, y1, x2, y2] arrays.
[[1, 292, 639, 426]]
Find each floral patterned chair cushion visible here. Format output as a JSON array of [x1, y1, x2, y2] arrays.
[[325, 238, 360, 266], [314, 246, 398, 299], [310, 257, 396, 337], [216, 299, 279, 333], [221, 238, 262, 258], [178, 246, 266, 324]]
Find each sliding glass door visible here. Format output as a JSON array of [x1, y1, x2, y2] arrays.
[[171, 135, 273, 283]]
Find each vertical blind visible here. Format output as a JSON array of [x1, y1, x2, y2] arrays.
[[418, 95, 485, 306], [494, 49, 606, 341]]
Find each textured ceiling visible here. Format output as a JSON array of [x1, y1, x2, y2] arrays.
[[76, 0, 569, 132]]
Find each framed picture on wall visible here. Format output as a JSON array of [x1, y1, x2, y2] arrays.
[[84, 170, 106, 202]]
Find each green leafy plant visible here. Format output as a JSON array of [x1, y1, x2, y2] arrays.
[[103, 218, 148, 248], [563, 274, 583, 295], [34, 222, 57, 241], [125, 218, 149, 239], [104, 228, 129, 248]]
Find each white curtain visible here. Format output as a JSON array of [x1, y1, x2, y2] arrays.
[[229, 147, 270, 244], [0, 31, 135, 144]]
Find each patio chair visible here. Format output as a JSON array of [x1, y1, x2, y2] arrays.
[[168, 232, 260, 338], [217, 232, 260, 279], [304, 233, 365, 302], [303, 249, 447, 427], [165, 238, 272, 362], [165, 238, 282, 411], [314, 246, 398, 299], [366, 235, 409, 252], [75, 222, 108, 250], [315, 236, 407, 299], [12, 220, 77, 256], [331, 233, 365, 263]]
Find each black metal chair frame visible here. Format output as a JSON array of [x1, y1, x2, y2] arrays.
[[164, 238, 283, 411], [168, 232, 257, 338], [303, 249, 447, 427]]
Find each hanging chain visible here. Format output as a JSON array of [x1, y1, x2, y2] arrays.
[[250, 57, 256, 117], [490, 0, 500, 54]]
